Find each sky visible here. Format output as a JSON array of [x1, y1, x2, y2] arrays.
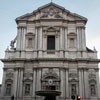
[[0, 0, 100, 84]]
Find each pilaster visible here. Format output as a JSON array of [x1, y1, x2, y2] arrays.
[[16, 27, 22, 50], [96, 70, 100, 98], [1, 70, 6, 97]]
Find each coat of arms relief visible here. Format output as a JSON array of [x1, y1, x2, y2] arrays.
[[40, 7, 63, 19]]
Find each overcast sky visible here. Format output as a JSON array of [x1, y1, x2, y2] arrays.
[[0, 0, 100, 84]]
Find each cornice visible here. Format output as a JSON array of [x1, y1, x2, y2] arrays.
[[1, 58, 100, 63]]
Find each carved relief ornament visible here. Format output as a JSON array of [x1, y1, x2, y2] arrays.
[[24, 72, 33, 80], [40, 7, 63, 19], [88, 73, 96, 80], [43, 27, 60, 38], [6, 73, 14, 80]]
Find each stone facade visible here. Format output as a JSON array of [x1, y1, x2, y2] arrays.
[[0, 2, 100, 100]]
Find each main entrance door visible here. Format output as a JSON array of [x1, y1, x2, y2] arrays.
[[44, 96, 56, 100], [44, 86, 56, 100], [35, 71, 61, 100]]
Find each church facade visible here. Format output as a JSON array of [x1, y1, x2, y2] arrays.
[[0, 2, 100, 100]]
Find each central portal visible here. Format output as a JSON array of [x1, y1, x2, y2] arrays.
[[44, 96, 56, 100], [44, 86, 56, 100], [35, 71, 61, 100], [35, 90, 61, 100]]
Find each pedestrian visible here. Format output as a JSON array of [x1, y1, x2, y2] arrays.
[[11, 95, 14, 100]]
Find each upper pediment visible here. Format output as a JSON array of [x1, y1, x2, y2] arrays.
[[16, 2, 87, 24]]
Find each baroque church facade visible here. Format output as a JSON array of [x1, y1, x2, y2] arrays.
[[0, 2, 100, 100]]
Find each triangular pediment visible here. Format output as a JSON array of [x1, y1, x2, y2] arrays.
[[16, 2, 87, 23]]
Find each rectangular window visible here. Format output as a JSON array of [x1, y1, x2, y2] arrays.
[[47, 36, 55, 50], [6, 84, 11, 95], [25, 84, 30, 95], [28, 38, 33, 48]]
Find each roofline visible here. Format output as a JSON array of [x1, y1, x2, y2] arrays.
[[16, 2, 87, 24]]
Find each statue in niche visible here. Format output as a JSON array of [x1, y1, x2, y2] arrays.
[[71, 84, 76, 94], [91, 85, 96, 95]]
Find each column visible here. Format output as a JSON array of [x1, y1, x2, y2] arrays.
[[84, 69, 89, 98], [35, 27, 38, 50], [39, 27, 42, 50], [60, 27, 63, 57], [13, 69, 18, 98], [34, 27, 38, 58], [38, 69, 41, 90], [19, 68, 23, 97], [20, 27, 24, 50], [82, 69, 85, 98], [79, 69, 83, 97], [65, 27, 68, 50], [82, 27, 86, 50], [38, 27, 43, 57], [17, 68, 20, 97], [14, 68, 20, 98], [60, 27, 63, 50], [32, 69, 36, 97], [56, 31, 59, 51], [61, 69, 65, 98], [76, 27, 80, 50], [22, 27, 26, 50], [21, 27, 26, 58], [66, 69, 69, 98], [36, 69, 41, 91], [65, 27, 68, 58], [43, 31, 47, 50]]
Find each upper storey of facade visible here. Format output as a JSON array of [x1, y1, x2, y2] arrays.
[[5, 2, 97, 59]]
